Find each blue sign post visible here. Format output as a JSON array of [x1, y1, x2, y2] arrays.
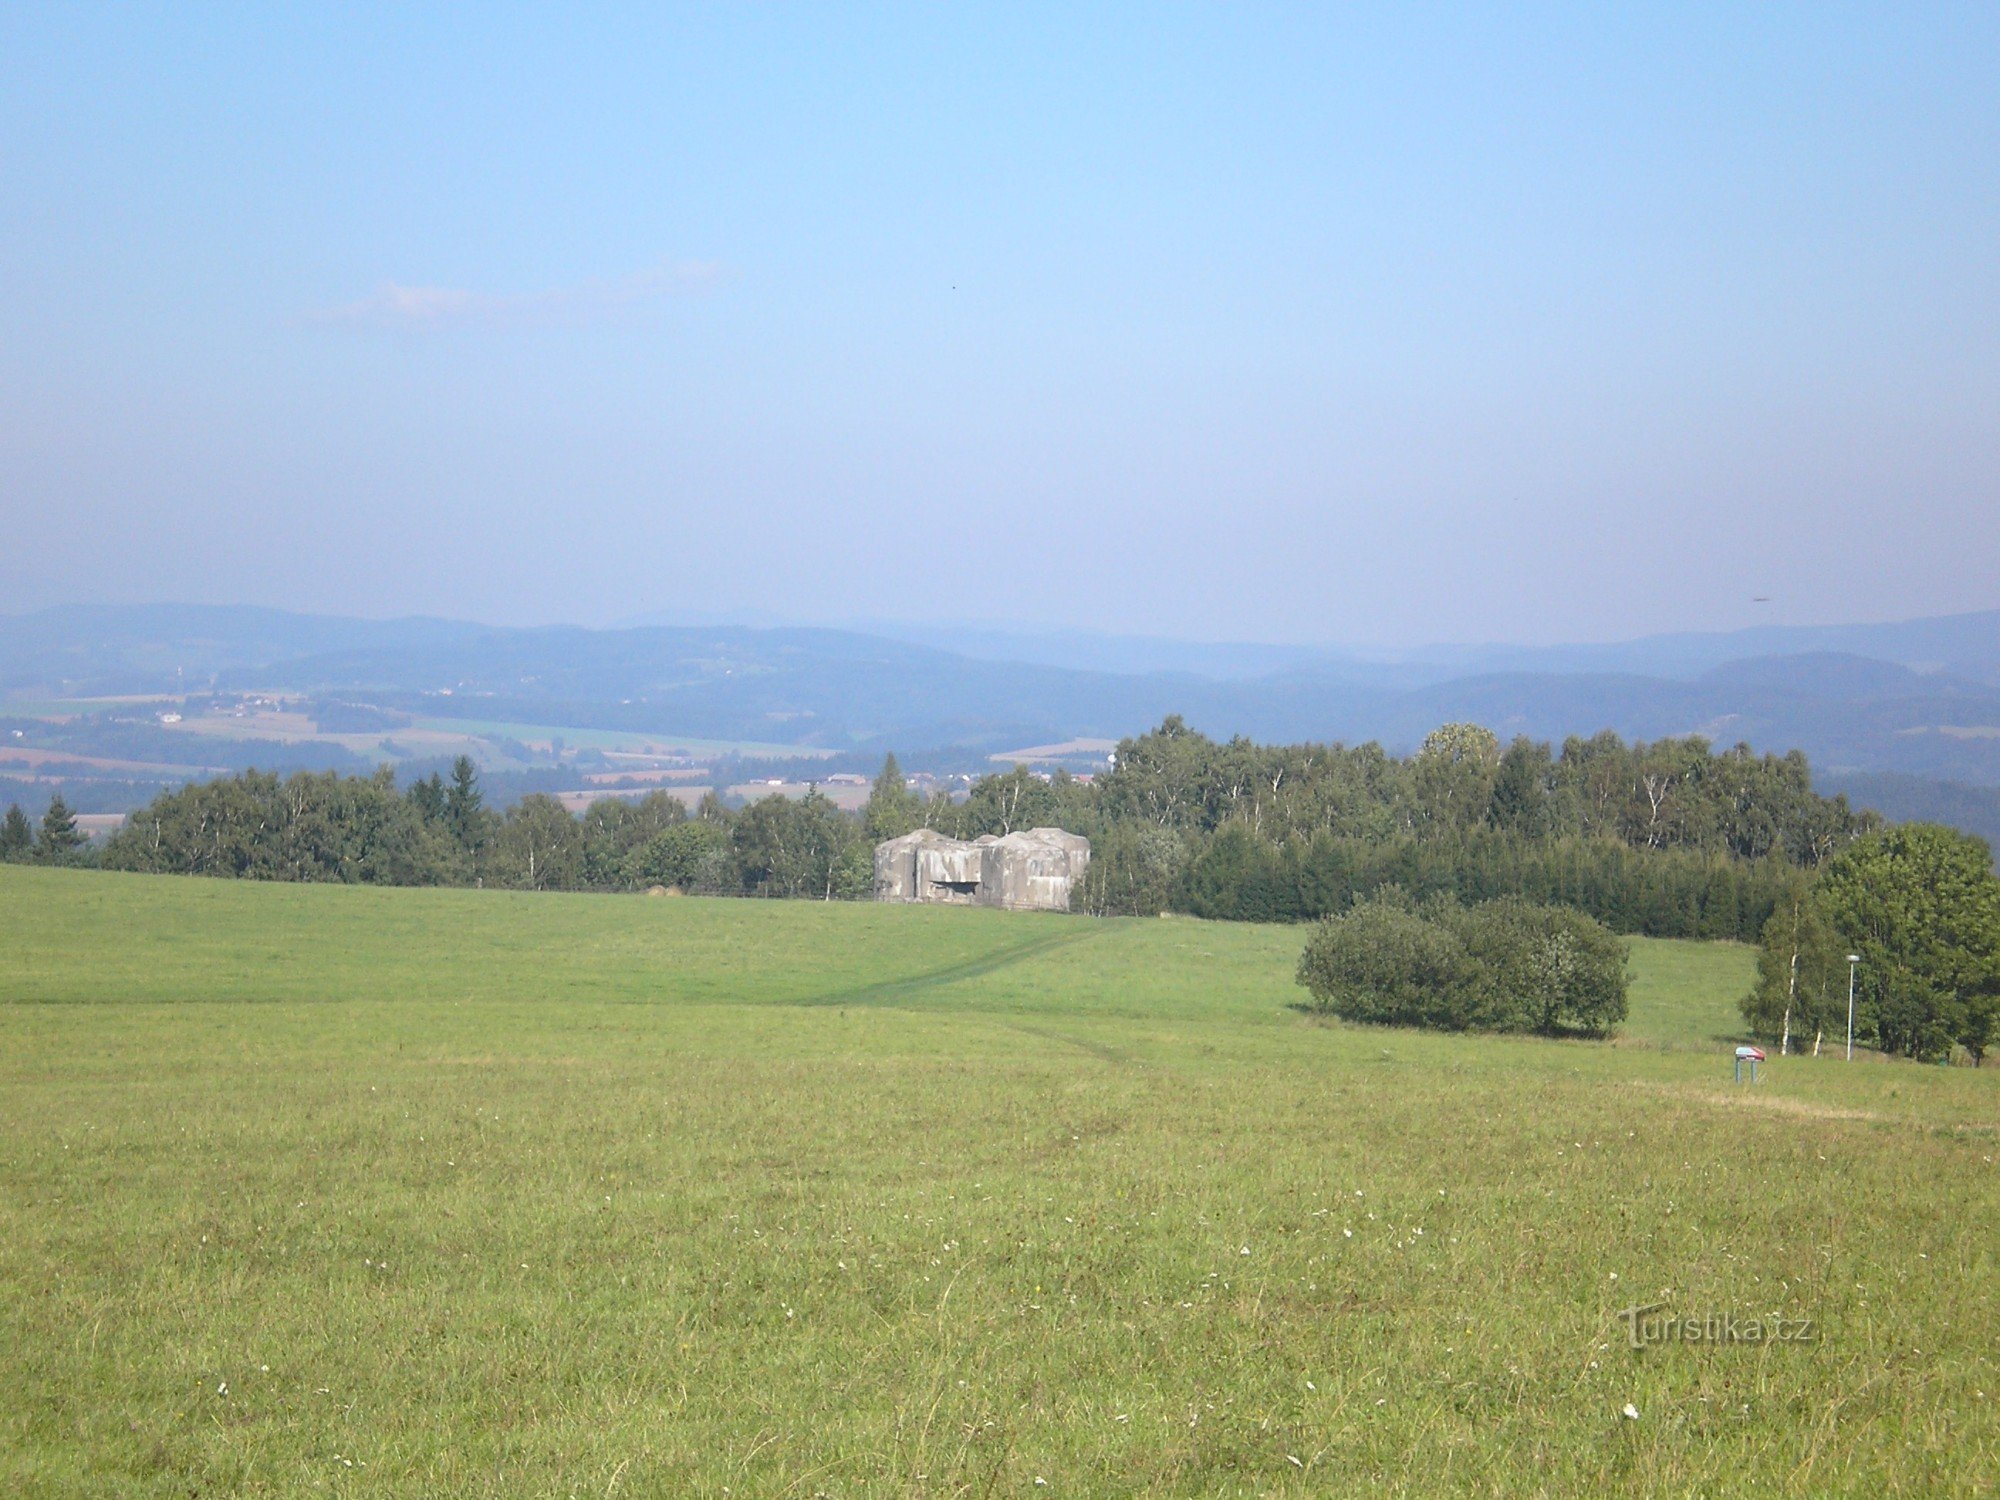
[[1734, 1045, 1765, 1084]]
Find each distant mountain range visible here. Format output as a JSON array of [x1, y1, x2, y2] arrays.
[[838, 609, 2000, 689], [5, 604, 1999, 793]]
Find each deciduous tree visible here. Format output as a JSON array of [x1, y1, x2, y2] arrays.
[[1812, 824, 2000, 1062], [487, 795, 583, 891], [1742, 882, 1846, 1054]]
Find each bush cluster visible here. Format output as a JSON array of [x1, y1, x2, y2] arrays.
[[1295, 895, 1630, 1036]]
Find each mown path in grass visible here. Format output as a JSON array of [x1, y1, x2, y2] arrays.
[[793, 921, 1101, 1009]]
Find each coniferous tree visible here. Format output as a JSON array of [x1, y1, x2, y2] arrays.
[[862, 754, 923, 843], [445, 756, 487, 850], [0, 803, 31, 861], [408, 772, 448, 824], [36, 794, 85, 863]]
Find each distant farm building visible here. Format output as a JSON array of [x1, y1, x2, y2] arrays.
[[874, 828, 1091, 913]]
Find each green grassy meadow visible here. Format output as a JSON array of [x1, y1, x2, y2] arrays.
[[2, 868, 1996, 1496]]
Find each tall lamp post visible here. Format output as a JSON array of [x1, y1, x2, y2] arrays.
[[1845, 954, 1862, 1061]]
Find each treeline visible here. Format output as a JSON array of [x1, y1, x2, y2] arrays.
[[0, 795, 86, 864], [51, 718, 1877, 947], [90, 758, 876, 900], [887, 718, 1872, 941], [1165, 826, 1793, 939]]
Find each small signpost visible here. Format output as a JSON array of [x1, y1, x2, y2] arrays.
[[1734, 1045, 1766, 1084]]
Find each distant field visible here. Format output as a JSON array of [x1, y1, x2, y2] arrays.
[[2, 695, 822, 758], [0, 747, 223, 775], [1, 869, 1994, 1495], [151, 709, 820, 764], [0, 697, 831, 808], [554, 786, 712, 814], [989, 738, 1120, 764], [726, 778, 873, 810], [0, 697, 174, 718], [401, 715, 824, 760]]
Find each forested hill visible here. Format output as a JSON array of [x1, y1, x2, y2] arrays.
[[4, 604, 1999, 786], [1816, 771, 2000, 853]]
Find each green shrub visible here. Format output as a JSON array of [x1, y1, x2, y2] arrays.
[[1293, 898, 1485, 1030], [1296, 896, 1628, 1037], [1449, 897, 1629, 1035]]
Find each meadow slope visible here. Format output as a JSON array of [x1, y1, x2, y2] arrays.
[[1, 868, 1995, 1496]]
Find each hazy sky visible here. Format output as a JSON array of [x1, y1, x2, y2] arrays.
[[4, 4, 1996, 647]]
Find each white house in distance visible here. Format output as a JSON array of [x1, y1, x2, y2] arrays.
[[874, 828, 1091, 913]]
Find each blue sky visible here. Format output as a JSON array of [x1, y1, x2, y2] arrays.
[[3, 4, 1995, 646]]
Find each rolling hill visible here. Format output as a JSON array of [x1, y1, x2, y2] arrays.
[[4, 606, 1999, 829]]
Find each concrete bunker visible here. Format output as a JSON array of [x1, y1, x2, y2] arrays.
[[874, 827, 1091, 913]]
